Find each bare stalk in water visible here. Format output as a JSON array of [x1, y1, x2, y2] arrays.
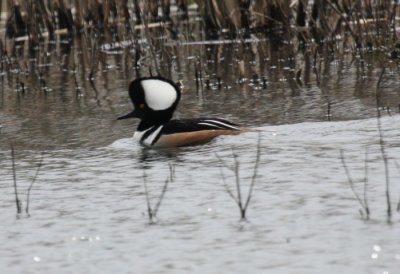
[[25, 152, 44, 215], [376, 67, 391, 221], [143, 163, 174, 223], [340, 149, 370, 219], [394, 161, 400, 212], [140, 4, 161, 76], [10, 144, 22, 215], [217, 133, 261, 220]]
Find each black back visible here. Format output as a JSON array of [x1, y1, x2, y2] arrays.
[[161, 118, 240, 135]]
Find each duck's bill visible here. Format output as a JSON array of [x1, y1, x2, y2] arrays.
[[117, 110, 138, 120]]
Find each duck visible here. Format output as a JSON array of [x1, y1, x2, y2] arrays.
[[117, 76, 245, 147]]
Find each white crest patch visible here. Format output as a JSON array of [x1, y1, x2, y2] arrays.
[[141, 79, 177, 110]]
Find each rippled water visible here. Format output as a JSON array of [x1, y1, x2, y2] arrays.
[[1, 114, 400, 273], [1, 25, 400, 273]]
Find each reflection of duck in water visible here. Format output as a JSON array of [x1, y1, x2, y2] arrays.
[[118, 77, 245, 147]]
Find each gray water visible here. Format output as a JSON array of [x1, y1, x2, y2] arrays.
[[1, 33, 400, 273], [1, 117, 400, 274]]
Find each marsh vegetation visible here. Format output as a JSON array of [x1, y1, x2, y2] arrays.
[[1, 0, 400, 95]]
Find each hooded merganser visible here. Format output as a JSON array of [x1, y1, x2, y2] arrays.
[[117, 76, 244, 147]]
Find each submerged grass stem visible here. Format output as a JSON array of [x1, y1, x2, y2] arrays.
[[10, 144, 22, 215], [142, 163, 174, 224], [25, 152, 44, 215], [218, 133, 261, 221]]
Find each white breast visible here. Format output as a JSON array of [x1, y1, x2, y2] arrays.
[[133, 130, 147, 143], [133, 125, 164, 146]]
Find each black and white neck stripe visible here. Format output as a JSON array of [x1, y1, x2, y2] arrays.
[[133, 125, 164, 146]]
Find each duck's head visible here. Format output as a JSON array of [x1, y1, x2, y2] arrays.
[[118, 77, 181, 126]]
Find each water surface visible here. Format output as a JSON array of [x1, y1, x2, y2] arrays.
[[1, 23, 400, 274]]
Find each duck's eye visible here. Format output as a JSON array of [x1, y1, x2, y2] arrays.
[[139, 103, 145, 109]]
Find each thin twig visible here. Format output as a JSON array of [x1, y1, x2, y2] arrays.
[[218, 135, 262, 220], [215, 152, 235, 171], [231, 149, 244, 214], [153, 178, 169, 217], [142, 163, 173, 223], [394, 161, 400, 212], [340, 150, 368, 215], [153, 163, 174, 217], [363, 148, 370, 218], [243, 132, 261, 211], [218, 164, 239, 204], [376, 67, 385, 117], [10, 144, 22, 214], [140, 7, 160, 75], [89, 31, 98, 83], [168, 163, 175, 182], [327, 1, 361, 47], [26, 152, 44, 215], [143, 170, 153, 222], [376, 67, 391, 220]]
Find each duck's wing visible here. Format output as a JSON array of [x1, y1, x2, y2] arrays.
[[162, 118, 241, 133], [153, 118, 242, 147]]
